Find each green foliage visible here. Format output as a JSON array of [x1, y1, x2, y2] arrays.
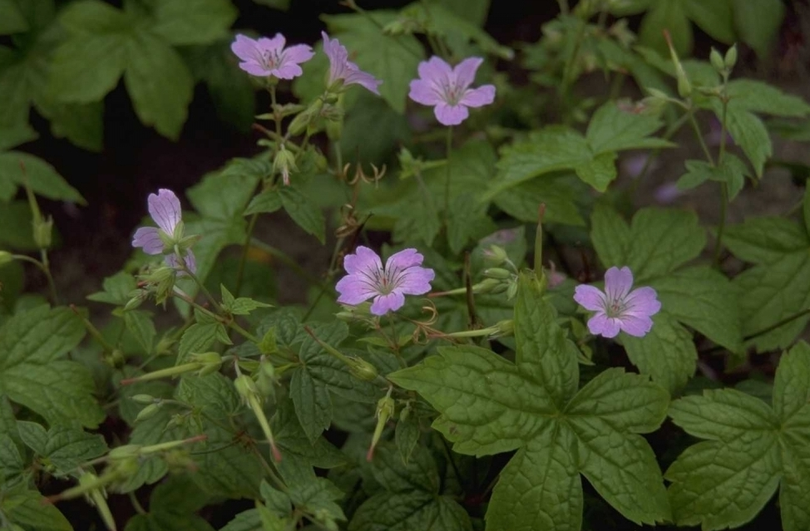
[[666, 342, 810, 530], [391, 274, 671, 528]]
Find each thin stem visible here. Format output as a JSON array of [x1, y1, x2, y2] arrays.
[[444, 126, 453, 218], [129, 492, 147, 515], [270, 84, 281, 137], [713, 96, 730, 267], [182, 261, 224, 313], [235, 213, 259, 296], [687, 109, 715, 166], [13, 254, 58, 304], [559, 17, 588, 123]]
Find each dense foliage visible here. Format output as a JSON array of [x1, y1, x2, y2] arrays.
[[2, 0, 810, 530]]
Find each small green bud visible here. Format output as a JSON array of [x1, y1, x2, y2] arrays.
[[474, 278, 503, 294], [33, 215, 53, 249], [260, 357, 275, 379], [494, 319, 514, 336], [482, 245, 508, 266], [124, 290, 147, 311], [506, 281, 518, 300], [192, 352, 223, 376], [664, 30, 691, 98], [131, 394, 156, 404], [273, 147, 298, 186], [0, 251, 12, 266], [367, 394, 395, 461], [108, 444, 143, 460], [135, 402, 162, 422], [104, 349, 126, 368], [256, 371, 276, 399], [348, 356, 378, 381], [234, 374, 259, 402], [483, 268, 512, 280], [724, 44, 737, 70], [288, 99, 324, 136], [710, 48, 725, 72]]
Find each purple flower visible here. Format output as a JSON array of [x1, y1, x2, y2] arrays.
[[573, 266, 661, 338], [408, 56, 496, 126], [231, 34, 314, 79], [132, 189, 196, 274], [336, 246, 435, 316], [322, 32, 381, 94]]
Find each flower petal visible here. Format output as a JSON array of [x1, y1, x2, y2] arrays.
[[132, 227, 163, 255], [283, 44, 315, 66], [409, 79, 443, 106], [460, 85, 495, 108], [148, 189, 181, 236], [434, 102, 469, 126], [573, 285, 606, 311], [257, 34, 285, 54], [344, 67, 382, 94], [417, 56, 453, 86], [272, 63, 304, 80], [231, 34, 259, 61], [619, 314, 654, 337], [452, 57, 484, 89], [344, 246, 383, 277], [336, 275, 377, 305], [604, 266, 633, 302], [386, 248, 424, 271], [587, 313, 621, 338], [395, 267, 434, 295], [370, 291, 405, 315], [165, 249, 197, 275], [624, 286, 662, 318], [239, 61, 271, 77]]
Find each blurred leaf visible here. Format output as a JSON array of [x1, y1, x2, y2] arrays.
[[0, 152, 84, 203], [733, 0, 784, 58], [279, 186, 326, 244], [147, 0, 236, 46], [0, 484, 72, 530], [0, 0, 29, 34]]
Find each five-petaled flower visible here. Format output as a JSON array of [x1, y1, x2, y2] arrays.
[[322, 32, 382, 95], [231, 34, 314, 79], [408, 56, 496, 126], [573, 266, 660, 338], [336, 246, 434, 316], [132, 189, 196, 274]]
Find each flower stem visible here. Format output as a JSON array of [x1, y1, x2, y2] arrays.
[[712, 95, 730, 267], [444, 126, 453, 220], [235, 213, 259, 297], [12, 254, 58, 305], [687, 109, 715, 166]]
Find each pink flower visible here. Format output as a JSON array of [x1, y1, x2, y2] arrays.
[[573, 266, 661, 338], [336, 246, 435, 316], [231, 34, 314, 79], [408, 56, 496, 126], [321, 32, 381, 94], [132, 189, 196, 274]]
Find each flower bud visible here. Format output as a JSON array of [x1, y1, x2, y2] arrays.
[[494, 319, 514, 336], [192, 352, 223, 376], [135, 402, 162, 422], [482, 245, 508, 266], [348, 356, 378, 381], [273, 147, 298, 186], [104, 349, 126, 368], [710, 48, 724, 73], [367, 394, 395, 461], [234, 374, 259, 402], [124, 290, 147, 311], [0, 251, 12, 266], [506, 281, 518, 300], [33, 215, 53, 249], [473, 278, 504, 294], [288, 100, 323, 136], [131, 394, 156, 404], [664, 30, 691, 98], [483, 268, 512, 280], [724, 44, 737, 70]]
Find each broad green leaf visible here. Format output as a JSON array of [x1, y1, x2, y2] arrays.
[[190, 423, 263, 499], [36, 100, 104, 152], [341, 91, 411, 164], [177, 321, 226, 364], [290, 367, 332, 443], [0, 202, 36, 250], [323, 12, 424, 113], [585, 101, 672, 153], [725, 80, 810, 118], [124, 32, 194, 140], [244, 190, 282, 216], [733, 0, 785, 58], [177, 373, 241, 420], [447, 192, 495, 254], [589, 202, 631, 269], [713, 102, 770, 177], [393, 278, 671, 527], [0, 0, 28, 34], [0, 433, 24, 483], [123, 309, 156, 354], [395, 412, 420, 465], [637, 0, 734, 55], [350, 492, 470, 531], [148, 0, 236, 45], [666, 432, 780, 529], [87, 272, 137, 305], [220, 509, 262, 531], [1, 485, 72, 531], [368, 445, 439, 494], [0, 306, 103, 427], [125, 475, 215, 531], [16, 420, 47, 454], [39, 425, 108, 474], [272, 400, 346, 470], [432, 0, 489, 27], [278, 186, 326, 243], [574, 151, 616, 192], [493, 174, 585, 226], [514, 272, 579, 406], [773, 342, 810, 421], [486, 424, 581, 531], [621, 313, 696, 393], [676, 155, 749, 201], [389, 345, 554, 457], [722, 217, 809, 265], [261, 480, 292, 515], [624, 207, 705, 281], [669, 388, 777, 441], [0, 152, 85, 204]]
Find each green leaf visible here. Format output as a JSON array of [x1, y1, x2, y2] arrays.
[[272, 400, 347, 470], [290, 367, 332, 444], [621, 313, 696, 393], [773, 342, 810, 420], [713, 103, 771, 177], [278, 186, 326, 243], [350, 492, 470, 531], [0, 152, 85, 204], [123, 310, 156, 354], [177, 322, 226, 364], [323, 12, 424, 113], [37, 100, 104, 152], [220, 509, 262, 531], [392, 277, 671, 527], [0, 0, 28, 34], [244, 190, 282, 216], [125, 475, 215, 531], [486, 424, 581, 531], [0, 202, 36, 250], [669, 388, 778, 441], [395, 412, 420, 465], [637, 0, 734, 56], [87, 272, 137, 305], [725, 80, 810, 118], [676, 155, 750, 200], [124, 32, 194, 140], [177, 373, 241, 420], [733, 0, 785, 58], [447, 192, 495, 254], [585, 101, 672, 153], [1, 485, 72, 531], [722, 216, 809, 265], [0, 433, 24, 483], [574, 151, 617, 192], [0, 306, 103, 427], [493, 174, 585, 226], [149, 0, 237, 45]]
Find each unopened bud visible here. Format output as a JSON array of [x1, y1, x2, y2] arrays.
[[348, 357, 378, 381], [506, 282, 518, 300], [288, 100, 323, 136], [192, 352, 223, 376], [135, 402, 162, 422], [482, 245, 508, 266], [483, 268, 512, 280], [33, 216, 53, 249], [710, 48, 724, 73], [131, 394, 156, 404], [0, 251, 12, 266], [724, 44, 737, 70], [367, 394, 395, 461], [494, 319, 514, 336], [474, 278, 504, 294], [664, 30, 691, 98], [273, 147, 298, 186], [104, 349, 126, 368], [234, 374, 259, 402], [124, 290, 147, 311]]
